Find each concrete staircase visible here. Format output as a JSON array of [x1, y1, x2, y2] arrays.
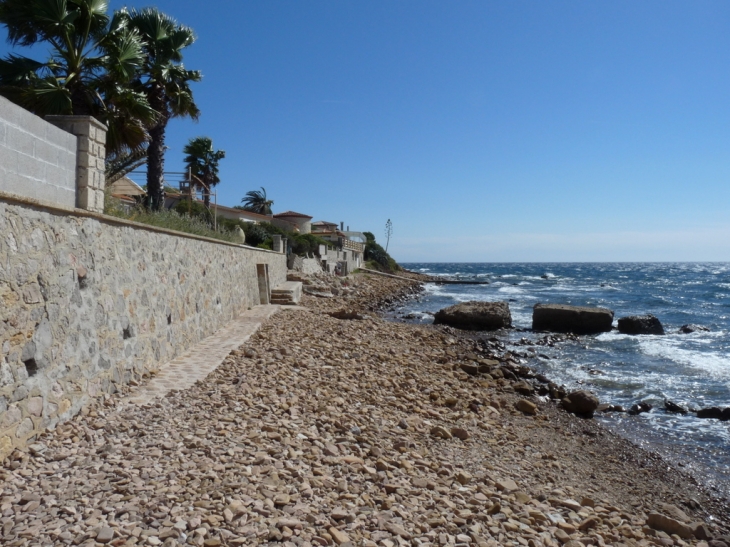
[[270, 281, 303, 305]]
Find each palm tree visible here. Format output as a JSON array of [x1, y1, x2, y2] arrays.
[[122, 7, 201, 211], [0, 0, 156, 157], [241, 187, 274, 215], [183, 136, 225, 208]]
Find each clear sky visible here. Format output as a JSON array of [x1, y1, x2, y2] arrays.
[[3, 1, 730, 262]]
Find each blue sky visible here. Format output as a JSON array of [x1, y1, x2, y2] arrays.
[[3, 1, 730, 261]]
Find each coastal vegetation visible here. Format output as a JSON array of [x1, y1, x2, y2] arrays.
[[183, 136, 226, 208], [0, 2, 398, 267], [105, 190, 330, 255], [0, 0, 156, 158], [122, 7, 201, 211], [0, 0, 202, 210], [363, 230, 400, 273], [239, 187, 274, 215]]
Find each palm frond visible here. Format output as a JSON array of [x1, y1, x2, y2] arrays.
[[0, 54, 46, 85], [105, 146, 147, 183]]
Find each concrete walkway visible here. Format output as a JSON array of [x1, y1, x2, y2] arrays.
[[125, 305, 281, 405]]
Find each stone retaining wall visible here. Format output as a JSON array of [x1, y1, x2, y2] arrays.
[[0, 196, 286, 457]]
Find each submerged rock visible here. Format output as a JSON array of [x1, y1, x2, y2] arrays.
[[629, 401, 653, 415], [664, 400, 688, 414], [433, 301, 512, 331], [696, 407, 730, 421], [532, 303, 613, 334], [678, 324, 710, 334], [617, 314, 665, 335]]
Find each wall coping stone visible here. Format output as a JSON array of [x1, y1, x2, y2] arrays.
[[45, 115, 108, 132], [0, 189, 282, 254]]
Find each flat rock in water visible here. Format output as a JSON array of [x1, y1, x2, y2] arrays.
[[433, 301, 512, 331], [696, 407, 730, 421], [532, 303, 613, 334], [617, 314, 665, 335]]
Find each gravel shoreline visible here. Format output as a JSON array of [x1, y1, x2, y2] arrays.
[[1, 270, 728, 547]]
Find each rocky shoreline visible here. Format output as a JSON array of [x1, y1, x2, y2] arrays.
[[0, 270, 728, 546]]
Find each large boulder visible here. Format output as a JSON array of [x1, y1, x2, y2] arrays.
[[562, 390, 600, 417], [433, 301, 511, 331], [532, 304, 613, 334], [617, 314, 665, 335]]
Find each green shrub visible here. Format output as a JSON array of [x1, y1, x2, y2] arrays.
[[173, 199, 211, 221], [290, 233, 328, 255], [364, 234, 400, 273], [243, 223, 270, 247]]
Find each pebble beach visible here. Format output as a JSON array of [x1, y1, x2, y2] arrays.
[[1, 271, 729, 547]]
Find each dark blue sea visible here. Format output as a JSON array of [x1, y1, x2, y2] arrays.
[[399, 263, 730, 497]]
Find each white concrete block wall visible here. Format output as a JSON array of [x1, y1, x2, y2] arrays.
[[0, 96, 77, 208]]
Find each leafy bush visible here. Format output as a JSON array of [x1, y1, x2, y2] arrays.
[[242, 223, 270, 247], [364, 233, 400, 273], [173, 199, 210, 221], [291, 233, 328, 255]]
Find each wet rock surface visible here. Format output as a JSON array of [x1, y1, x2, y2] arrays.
[[0, 271, 728, 546], [433, 301, 512, 331], [532, 304, 614, 334], [561, 390, 600, 417], [617, 315, 665, 336]]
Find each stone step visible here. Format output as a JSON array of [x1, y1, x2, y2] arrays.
[[270, 281, 302, 304]]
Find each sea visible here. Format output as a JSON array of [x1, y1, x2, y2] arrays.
[[398, 262, 730, 498]]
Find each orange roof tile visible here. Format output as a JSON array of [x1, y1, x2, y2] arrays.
[[273, 211, 313, 219]]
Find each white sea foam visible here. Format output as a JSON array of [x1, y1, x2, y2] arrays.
[[498, 286, 525, 294], [638, 337, 730, 381], [423, 283, 447, 297]]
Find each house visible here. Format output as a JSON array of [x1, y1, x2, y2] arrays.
[[163, 194, 301, 230], [272, 211, 313, 234], [109, 176, 145, 198], [309, 220, 366, 275], [311, 220, 338, 234], [107, 176, 145, 212]]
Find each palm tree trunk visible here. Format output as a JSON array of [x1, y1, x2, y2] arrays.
[[146, 89, 169, 211], [146, 121, 166, 210]]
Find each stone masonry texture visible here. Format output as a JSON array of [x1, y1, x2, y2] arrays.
[[46, 115, 107, 213], [0, 97, 77, 209], [0, 197, 286, 458]]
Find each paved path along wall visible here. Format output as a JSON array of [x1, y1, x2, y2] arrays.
[[0, 195, 286, 457]]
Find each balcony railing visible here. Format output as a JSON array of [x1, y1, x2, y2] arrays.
[[342, 239, 365, 252]]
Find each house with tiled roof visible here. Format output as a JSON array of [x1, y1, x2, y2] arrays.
[[272, 211, 313, 233]]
